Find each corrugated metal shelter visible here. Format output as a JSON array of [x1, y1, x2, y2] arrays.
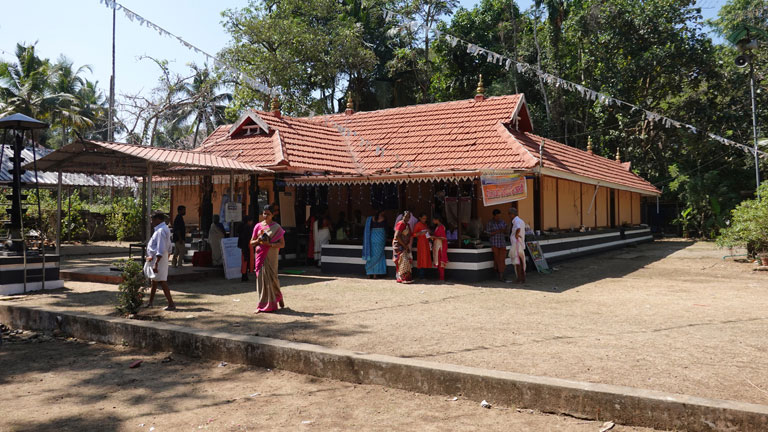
[[1, 145, 137, 188]]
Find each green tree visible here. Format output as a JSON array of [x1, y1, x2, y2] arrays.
[[220, 0, 377, 115]]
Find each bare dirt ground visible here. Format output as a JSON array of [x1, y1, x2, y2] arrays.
[[0, 332, 655, 432], [4, 239, 768, 406]]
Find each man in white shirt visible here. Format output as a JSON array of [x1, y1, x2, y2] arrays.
[[145, 211, 176, 310], [508, 207, 526, 283]]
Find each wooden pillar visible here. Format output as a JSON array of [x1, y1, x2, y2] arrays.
[[248, 174, 258, 217], [533, 175, 541, 231], [145, 163, 153, 242], [201, 175, 213, 236]]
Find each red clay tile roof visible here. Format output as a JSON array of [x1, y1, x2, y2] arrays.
[[197, 112, 359, 174], [316, 95, 528, 175], [508, 131, 661, 195], [195, 94, 659, 195]]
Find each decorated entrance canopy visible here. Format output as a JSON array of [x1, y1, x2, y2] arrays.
[[25, 139, 272, 177]]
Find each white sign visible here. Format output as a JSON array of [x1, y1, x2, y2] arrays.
[[225, 202, 242, 223], [221, 237, 242, 280]]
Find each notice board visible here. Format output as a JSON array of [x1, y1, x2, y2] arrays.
[[221, 237, 242, 280], [525, 240, 550, 273]]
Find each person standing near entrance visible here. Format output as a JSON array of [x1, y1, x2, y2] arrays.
[[413, 213, 432, 279], [485, 209, 507, 281], [508, 207, 526, 283], [393, 211, 413, 283], [145, 211, 176, 310], [172, 205, 186, 268], [431, 215, 448, 281]]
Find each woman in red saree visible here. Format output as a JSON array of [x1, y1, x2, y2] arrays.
[[393, 211, 413, 283], [413, 213, 431, 279], [431, 215, 449, 281], [251, 205, 286, 313]]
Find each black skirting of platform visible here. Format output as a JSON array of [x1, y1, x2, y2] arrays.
[[320, 228, 653, 282]]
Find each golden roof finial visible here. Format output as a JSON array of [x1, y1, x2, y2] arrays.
[[615, 147, 621, 162], [587, 137, 593, 154], [270, 95, 280, 112], [476, 74, 485, 96], [346, 92, 354, 111]]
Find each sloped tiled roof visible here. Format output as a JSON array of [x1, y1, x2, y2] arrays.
[[197, 112, 359, 174], [316, 95, 528, 174], [509, 131, 660, 195], [195, 94, 659, 195]]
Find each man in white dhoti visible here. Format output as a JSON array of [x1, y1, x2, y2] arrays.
[[145, 211, 176, 310], [508, 207, 526, 284]]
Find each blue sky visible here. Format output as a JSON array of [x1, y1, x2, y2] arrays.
[[0, 0, 723, 100]]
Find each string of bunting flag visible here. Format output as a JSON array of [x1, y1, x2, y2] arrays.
[[97, 0, 429, 176], [99, 0, 276, 97], [383, 9, 767, 159]]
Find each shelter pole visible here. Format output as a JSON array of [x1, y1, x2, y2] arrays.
[[56, 170, 62, 256], [146, 163, 153, 242], [108, 4, 116, 142]]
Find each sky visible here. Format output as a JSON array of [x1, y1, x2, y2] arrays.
[[0, 0, 724, 102]]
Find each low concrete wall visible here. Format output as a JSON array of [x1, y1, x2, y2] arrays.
[[2, 303, 767, 432]]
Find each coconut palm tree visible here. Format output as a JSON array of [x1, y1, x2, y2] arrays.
[[52, 56, 94, 147], [176, 64, 232, 148], [0, 43, 63, 120]]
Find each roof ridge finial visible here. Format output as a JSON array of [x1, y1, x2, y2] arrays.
[[615, 146, 621, 162], [587, 136, 593, 154], [475, 75, 485, 102], [345, 91, 355, 115]]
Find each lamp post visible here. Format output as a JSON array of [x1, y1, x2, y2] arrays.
[[730, 25, 767, 198], [749, 58, 760, 198]]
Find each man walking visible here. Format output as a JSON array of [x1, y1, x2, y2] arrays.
[[146, 211, 176, 310], [172, 205, 186, 268], [508, 207, 526, 284], [485, 209, 507, 281]]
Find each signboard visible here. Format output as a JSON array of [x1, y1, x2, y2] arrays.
[[221, 237, 242, 279], [525, 240, 550, 273], [225, 202, 242, 223], [480, 174, 527, 206]]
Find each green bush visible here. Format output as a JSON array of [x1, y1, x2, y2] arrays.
[[115, 259, 147, 315], [106, 197, 143, 242], [717, 182, 768, 257]]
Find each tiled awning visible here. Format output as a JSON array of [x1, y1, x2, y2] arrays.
[[25, 140, 272, 177]]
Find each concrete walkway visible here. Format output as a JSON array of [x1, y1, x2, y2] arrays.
[[2, 303, 767, 431]]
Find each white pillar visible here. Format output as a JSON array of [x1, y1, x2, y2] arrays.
[[56, 170, 62, 255]]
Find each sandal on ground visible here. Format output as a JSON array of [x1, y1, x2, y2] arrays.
[[163, 306, 176, 311]]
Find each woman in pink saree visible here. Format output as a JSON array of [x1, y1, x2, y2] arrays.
[[251, 205, 286, 313]]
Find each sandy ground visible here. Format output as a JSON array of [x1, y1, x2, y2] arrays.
[[0, 332, 656, 432], [4, 239, 768, 406]]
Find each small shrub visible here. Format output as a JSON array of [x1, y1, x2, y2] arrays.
[[717, 182, 768, 258], [115, 259, 147, 315]]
